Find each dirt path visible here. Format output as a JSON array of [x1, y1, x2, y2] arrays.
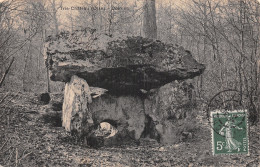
[[0, 92, 259, 166]]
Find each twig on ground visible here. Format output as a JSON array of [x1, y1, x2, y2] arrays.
[[18, 151, 32, 164], [0, 92, 9, 104], [0, 140, 8, 151], [0, 92, 19, 108], [15, 148, 18, 167], [0, 109, 5, 119], [1, 145, 15, 155], [7, 114, 10, 128], [7, 148, 15, 165]]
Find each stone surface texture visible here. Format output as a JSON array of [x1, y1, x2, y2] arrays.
[[44, 28, 205, 94], [144, 81, 196, 143], [62, 75, 93, 136]]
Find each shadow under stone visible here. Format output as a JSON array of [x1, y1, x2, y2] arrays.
[[42, 112, 62, 127]]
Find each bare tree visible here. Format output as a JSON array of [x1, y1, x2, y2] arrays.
[[0, 57, 14, 87], [173, 0, 260, 123], [143, 0, 157, 39], [50, 0, 60, 35]]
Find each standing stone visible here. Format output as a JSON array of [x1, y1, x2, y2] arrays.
[[144, 81, 195, 143], [62, 75, 93, 136]]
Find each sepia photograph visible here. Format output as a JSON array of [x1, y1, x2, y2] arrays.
[[0, 0, 259, 166]]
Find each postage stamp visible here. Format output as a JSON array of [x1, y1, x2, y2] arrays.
[[211, 110, 249, 155]]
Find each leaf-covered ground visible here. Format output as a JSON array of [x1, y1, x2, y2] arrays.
[[0, 92, 259, 167]]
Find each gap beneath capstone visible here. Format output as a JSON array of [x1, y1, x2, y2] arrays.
[[95, 121, 118, 138]]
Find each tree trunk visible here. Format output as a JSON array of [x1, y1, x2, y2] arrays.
[[257, 60, 260, 122], [99, 0, 102, 32], [143, 0, 157, 39], [52, 0, 59, 35], [22, 43, 32, 91], [0, 57, 14, 88]]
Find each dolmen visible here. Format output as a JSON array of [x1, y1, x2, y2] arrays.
[[44, 28, 205, 147]]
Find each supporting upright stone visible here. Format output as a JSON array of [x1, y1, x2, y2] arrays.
[[62, 75, 93, 136], [144, 81, 195, 143]]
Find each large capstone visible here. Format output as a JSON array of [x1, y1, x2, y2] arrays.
[[44, 29, 205, 95]]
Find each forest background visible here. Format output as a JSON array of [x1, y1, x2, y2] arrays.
[[0, 0, 260, 118]]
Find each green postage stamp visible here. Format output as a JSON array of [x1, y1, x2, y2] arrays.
[[211, 110, 249, 155]]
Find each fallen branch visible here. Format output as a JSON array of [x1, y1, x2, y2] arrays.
[[0, 145, 13, 155], [0, 140, 7, 151], [7, 148, 15, 165], [15, 148, 18, 167], [18, 151, 32, 164], [0, 92, 9, 104], [0, 92, 19, 108], [0, 57, 15, 87]]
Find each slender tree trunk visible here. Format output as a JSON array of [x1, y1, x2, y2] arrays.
[[255, 0, 260, 106], [257, 60, 260, 122], [143, 0, 157, 39], [37, 29, 44, 80], [201, 3, 207, 92], [99, 0, 102, 32], [22, 43, 32, 91], [0, 57, 14, 88], [196, 35, 201, 98], [52, 0, 59, 35], [108, 1, 114, 36], [239, 0, 245, 103], [91, 0, 95, 28], [169, 1, 172, 36], [44, 29, 51, 93], [46, 62, 50, 92]]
